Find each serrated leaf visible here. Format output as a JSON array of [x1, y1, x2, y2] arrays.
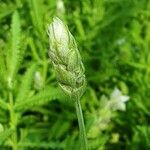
[[0, 128, 14, 145], [7, 11, 21, 88], [15, 87, 65, 111], [18, 141, 64, 149], [16, 64, 36, 102]]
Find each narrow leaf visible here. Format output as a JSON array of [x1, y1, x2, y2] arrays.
[[18, 141, 64, 149], [7, 11, 21, 88], [15, 87, 64, 111], [16, 64, 36, 102], [0, 129, 14, 145]]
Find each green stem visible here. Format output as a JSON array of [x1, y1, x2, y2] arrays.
[[9, 92, 18, 150], [75, 97, 88, 150]]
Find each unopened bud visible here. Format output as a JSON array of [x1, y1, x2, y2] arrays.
[[47, 17, 86, 99]]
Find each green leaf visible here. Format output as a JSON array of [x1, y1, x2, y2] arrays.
[[0, 2, 16, 21], [0, 128, 14, 145], [28, 0, 43, 34], [15, 86, 65, 111], [16, 64, 36, 102], [0, 99, 8, 110], [18, 141, 64, 149], [0, 50, 6, 83], [7, 11, 21, 88]]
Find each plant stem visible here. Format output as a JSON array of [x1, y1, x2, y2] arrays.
[[9, 92, 18, 150], [75, 97, 88, 150]]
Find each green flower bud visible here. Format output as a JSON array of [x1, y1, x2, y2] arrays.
[[47, 17, 86, 99]]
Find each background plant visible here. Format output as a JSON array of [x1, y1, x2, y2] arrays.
[[0, 0, 150, 150]]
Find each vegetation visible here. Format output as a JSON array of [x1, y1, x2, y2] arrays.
[[0, 0, 150, 150]]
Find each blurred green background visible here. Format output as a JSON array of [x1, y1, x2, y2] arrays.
[[0, 0, 150, 150]]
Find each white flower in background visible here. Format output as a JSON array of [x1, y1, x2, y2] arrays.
[[110, 133, 120, 143], [56, 0, 65, 15], [88, 87, 130, 137], [115, 38, 126, 46], [34, 71, 43, 90], [109, 88, 130, 111], [0, 123, 4, 132]]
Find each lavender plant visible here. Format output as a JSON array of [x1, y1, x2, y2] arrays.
[[1, 0, 150, 149], [47, 17, 88, 150]]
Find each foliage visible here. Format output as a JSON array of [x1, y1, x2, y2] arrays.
[[0, 0, 150, 150]]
